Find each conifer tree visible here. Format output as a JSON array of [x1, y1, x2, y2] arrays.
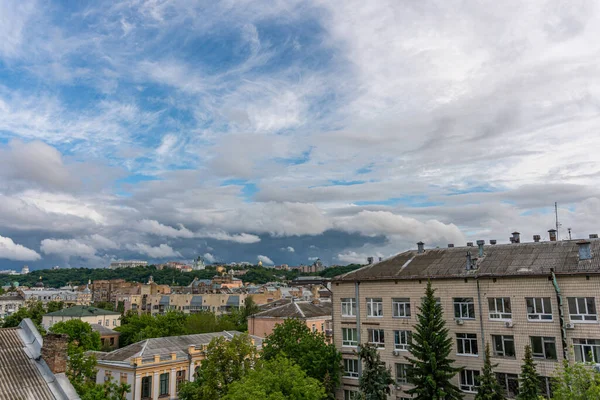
[[406, 280, 462, 400], [358, 343, 394, 400], [475, 344, 504, 400], [516, 345, 539, 400]]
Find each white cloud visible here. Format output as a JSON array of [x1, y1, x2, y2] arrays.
[[0, 235, 41, 261], [203, 252, 217, 263], [126, 243, 181, 258], [308, 256, 319, 261], [336, 251, 369, 265], [40, 238, 97, 259], [257, 255, 274, 265], [197, 231, 261, 244], [281, 246, 295, 252], [138, 219, 194, 238], [86, 234, 119, 250]]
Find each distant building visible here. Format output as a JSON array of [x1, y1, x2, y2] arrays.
[[109, 260, 148, 269], [42, 305, 122, 330], [91, 324, 121, 350], [0, 293, 25, 320], [193, 256, 206, 270], [21, 265, 30, 275], [298, 258, 326, 274], [20, 288, 91, 307]]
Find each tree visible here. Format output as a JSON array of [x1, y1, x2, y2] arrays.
[[516, 345, 539, 400], [49, 319, 102, 351], [1, 299, 46, 330], [475, 344, 504, 400], [406, 281, 462, 400], [262, 318, 342, 397], [46, 301, 65, 313], [80, 381, 131, 400], [358, 343, 394, 400], [93, 301, 115, 311], [178, 333, 259, 400], [223, 356, 327, 400], [552, 359, 600, 399]]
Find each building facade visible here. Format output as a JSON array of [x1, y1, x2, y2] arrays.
[[0, 293, 25, 320], [333, 235, 600, 400], [42, 305, 122, 330], [109, 260, 148, 269]]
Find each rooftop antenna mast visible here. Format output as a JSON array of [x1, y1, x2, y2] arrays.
[[555, 202, 561, 240]]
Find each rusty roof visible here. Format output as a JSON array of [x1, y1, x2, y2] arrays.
[[336, 240, 600, 282], [252, 301, 332, 319]]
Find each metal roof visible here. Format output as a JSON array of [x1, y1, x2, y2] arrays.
[[44, 305, 121, 317], [226, 295, 239, 306], [190, 296, 203, 306], [252, 301, 333, 319], [159, 296, 170, 305], [90, 324, 120, 336]]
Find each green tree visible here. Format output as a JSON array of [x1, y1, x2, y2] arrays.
[[49, 319, 102, 351], [552, 358, 600, 399], [262, 318, 342, 397], [93, 301, 115, 311], [1, 300, 46, 330], [475, 344, 504, 400], [406, 281, 462, 400], [516, 345, 539, 400], [116, 311, 188, 346], [223, 356, 327, 400], [80, 381, 131, 400], [178, 333, 259, 400], [358, 343, 394, 400], [46, 301, 65, 313]]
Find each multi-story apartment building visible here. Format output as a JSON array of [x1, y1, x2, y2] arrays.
[[0, 293, 25, 320], [20, 288, 92, 307], [333, 233, 600, 400], [144, 293, 248, 316], [109, 260, 148, 269]]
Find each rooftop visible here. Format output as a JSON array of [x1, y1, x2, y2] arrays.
[[90, 324, 120, 336], [252, 300, 333, 319], [44, 305, 121, 317]]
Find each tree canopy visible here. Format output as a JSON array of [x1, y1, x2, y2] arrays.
[[49, 319, 102, 351], [1, 299, 46, 331], [475, 344, 504, 400], [358, 343, 394, 400], [516, 345, 539, 400], [552, 358, 600, 399]]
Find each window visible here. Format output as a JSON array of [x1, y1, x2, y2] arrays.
[[120, 373, 127, 384], [98, 319, 102, 325], [105, 319, 109, 326], [539, 376, 554, 399], [342, 328, 358, 347], [456, 333, 478, 356], [530, 337, 557, 360], [394, 330, 411, 351], [526, 297, 553, 321], [454, 298, 475, 319], [104, 371, 112, 382], [341, 298, 356, 317], [176, 370, 186, 392], [110, 337, 115, 346], [141, 376, 152, 399], [568, 297, 597, 322], [496, 373, 519, 398], [392, 298, 411, 318], [344, 390, 359, 400], [492, 335, 515, 357], [321, 323, 324, 332], [460, 369, 479, 393], [113, 319, 117, 326], [367, 329, 385, 348], [573, 338, 600, 363], [488, 297, 512, 320], [366, 298, 383, 317], [343, 359, 359, 378], [160, 373, 169, 396], [395, 363, 410, 385], [312, 324, 316, 332]]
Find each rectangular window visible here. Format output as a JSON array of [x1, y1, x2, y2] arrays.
[[176, 370, 186, 392], [366, 298, 383, 317], [312, 324, 316, 332], [105, 320, 109, 326], [573, 338, 600, 363], [392, 298, 411, 318], [539, 376, 554, 399], [395, 363, 410, 385], [120, 373, 127, 384], [456, 333, 478, 356], [343, 359, 359, 378], [496, 373, 519, 398], [394, 330, 411, 351], [530, 336, 557, 360], [492, 335, 515, 358], [367, 329, 385, 348], [98, 319, 102, 325], [454, 298, 475, 319], [568, 297, 597, 322], [159, 373, 169, 395], [526, 297, 553, 321], [460, 369, 480, 393], [341, 298, 356, 317], [141, 376, 152, 399], [488, 297, 512, 320], [344, 390, 359, 400], [113, 319, 117, 326], [342, 328, 358, 347]]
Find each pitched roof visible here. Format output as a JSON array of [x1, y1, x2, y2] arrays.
[[336, 240, 600, 281], [252, 301, 332, 319], [90, 324, 120, 336], [44, 305, 121, 317]]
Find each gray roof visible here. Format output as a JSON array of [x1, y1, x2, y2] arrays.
[[336, 240, 600, 282], [226, 295, 240, 306], [252, 301, 332, 319], [45, 305, 121, 317], [90, 324, 120, 336], [190, 296, 203, 306]]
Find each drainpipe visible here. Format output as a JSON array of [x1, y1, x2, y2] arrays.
[[132, 363, 137, 400], [476, 279, 486, 361], [551, 271, 569, 361], [355, 281, 362, 376]]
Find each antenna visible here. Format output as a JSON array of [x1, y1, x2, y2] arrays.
[[555, 202, 562, 240], [568, 228, 572, 240]]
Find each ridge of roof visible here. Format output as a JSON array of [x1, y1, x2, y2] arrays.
[[294, 302, 305, 318]]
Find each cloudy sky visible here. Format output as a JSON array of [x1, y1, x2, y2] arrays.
[[1, 0, 599, 270]]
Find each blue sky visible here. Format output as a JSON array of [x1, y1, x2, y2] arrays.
[[1, 0, 600, 270]]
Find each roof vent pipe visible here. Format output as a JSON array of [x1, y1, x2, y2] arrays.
[[448, 244, 454, 248], [509, 237, 515, 243], [367, 257, 374, 265], [590, 234, 599, 239], [466, 251, 473, 270], [512, 232, 521, 243], [533, 235, 541, 243], [490, 240, 497, 245], [467, 242, 473, 247], [548, 229, 557, 242], [577, 240, 592, 260], [476, 240, 485, 257], [417, 242, 425, 254]]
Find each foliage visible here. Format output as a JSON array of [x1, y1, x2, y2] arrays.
[[80, 381, 131, 400], [1, 299, 46, 330], [178, 333, 259, 400], [93, 301, 115, 311], [46, 300, 65, 313], [0, 286, 5, 295], [516, 345, 539, 400], [475, 344, 504, 400], [49, 319, 102, 351], [221, 296, 260, 332], [551, 358, 600, 399], [262, 318, 342, 397], [358, 343, 394, 400], [223, 356, 327, 400], [406, 281, 462, 400]]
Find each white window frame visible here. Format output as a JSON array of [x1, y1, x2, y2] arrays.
[[366, 298, 383, 317], [526, 297, 553, 321], [456, 333, 478, 356], [530, 336, 557, 360], [492, 335, 515, 358], [460, 369, 479, 393], [343, 359, 359, 378], [392, 298, 411, 318], [344, 390, 359, 400], [496, 373, 519, 398], [568, 297, 597, 323], [367, 328, 385, 348], [574, 338, 600, 363], [395, 363, 410, 385], [342, 328, 358, 347], [341, 298, 356, 317], [488, 297, 512, 320], [454, 298, 475, 320], [394, 330, 411, 351]]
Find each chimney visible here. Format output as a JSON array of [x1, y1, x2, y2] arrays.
[[548, 229, 557, 242], [489, 240, 497, 245], [41, 334, 69, 374], [512, 232, 521, 243], [466, 251, 473, 270], [378, 257, 383, 262], [590, 234, 599, 239], [533, 235, 541, 243], [448, 244, 454, 248], [466, 242, 473, 247], [476, 240, 485, 257], [577, 240, 592, 260], [367, 257, 374, 265], [417, 242, 425, 254]]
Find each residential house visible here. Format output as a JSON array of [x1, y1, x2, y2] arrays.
[[42, 305, 122, 330]]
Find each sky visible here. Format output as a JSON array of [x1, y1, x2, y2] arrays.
[[1, 0, 600, 270]]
